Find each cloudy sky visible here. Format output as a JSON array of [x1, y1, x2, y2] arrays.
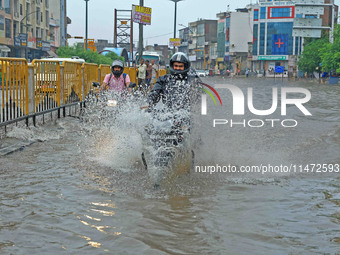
[[66, 0, 253, 47]]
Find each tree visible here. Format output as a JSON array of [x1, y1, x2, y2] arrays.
[[320, 25, 340, 74], [297, 37, 328, 74], [56, 45, 124, 65]]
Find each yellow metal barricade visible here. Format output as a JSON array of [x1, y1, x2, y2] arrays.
[[0, 58, 28, 123], [158, 69, 167, 77], [63, 61, 82, 104], [32, 59, 60, 112], [128, 67, 137, 84], [83, 63, 98, 97], [99, 64, 110, 84]]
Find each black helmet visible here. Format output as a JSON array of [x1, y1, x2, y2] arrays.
[[111, 59, 124, 77], [169, 52, 190, 76]]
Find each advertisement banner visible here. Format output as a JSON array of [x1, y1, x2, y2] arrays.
[[169, 38, 181, 47], [14, 36, 21, 47], [132, 5, 152, 25], [36, 38, 42, 49], [42, 41, 50, 51]]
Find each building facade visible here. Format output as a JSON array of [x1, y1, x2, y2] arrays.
[[188, 19, 217, 70], [252, 0, 303, 76], [252, 0, 338, 77], [216, 8, 253, 74], [0, 0, 68, 60]]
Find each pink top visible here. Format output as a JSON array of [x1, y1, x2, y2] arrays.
[[103, 73, 130, 92]]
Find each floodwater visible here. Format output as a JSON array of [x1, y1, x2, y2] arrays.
[[0, 77, 339, 255]]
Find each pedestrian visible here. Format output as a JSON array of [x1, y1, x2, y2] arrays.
[[137, 59, 147, 93], [246, 69, 249, 77], [145, 60, 153, 91], [150, 59, 159, 90]]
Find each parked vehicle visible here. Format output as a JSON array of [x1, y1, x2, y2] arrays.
[[195, 70, 206, 77]]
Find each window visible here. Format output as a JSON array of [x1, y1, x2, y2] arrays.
[[197, 24, 204, 35], [5, 18, 11, 38], [0, 15, 4, 31], [26, 3, 30, 22], [41, 12, 43, 22], [253, 24, 258, 56], [260, 7, 266, 19], [36, 7, 40, 25], [259, 23, 265, 55], [305, 15, 317, 19], [4, 0, 10, 14], [197, 36, 204, 46], [266, 22, 293, 55], [46, 11, 49, 27], [20, 4, 22, 15], [254, 9, 259, 21], [296, 14, 303, 18], [268, 7, 294, 19]]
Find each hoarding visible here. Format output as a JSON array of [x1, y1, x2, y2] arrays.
[[169, 38, 181, 47], [132, 5, 152, 25]]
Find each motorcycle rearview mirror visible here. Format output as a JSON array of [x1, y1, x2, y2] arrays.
[[92, 82, 100, 87]]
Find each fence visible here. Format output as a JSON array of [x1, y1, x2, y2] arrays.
[[0, 57, 167, 128], [0, 58, 29, 125]]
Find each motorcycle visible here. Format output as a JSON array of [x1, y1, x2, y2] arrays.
[[81, 82, 136, 124], [141, 108, 194, 187]]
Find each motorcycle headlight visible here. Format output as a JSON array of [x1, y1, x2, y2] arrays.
[[107, 99, 118, 107]]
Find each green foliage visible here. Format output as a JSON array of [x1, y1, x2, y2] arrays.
[[56, 45, 124, 65], [297, 37, 327, 73], [320, 25, 340, 73], [298, 25, 340, 74]]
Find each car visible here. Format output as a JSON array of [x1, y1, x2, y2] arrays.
[[195, 70, 206, 77]]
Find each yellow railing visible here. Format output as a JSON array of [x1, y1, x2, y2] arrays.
[[63, 61, 82, 104], [0, 58, 28, 124], [99, 64, 111, 84], [159, 69, 167, 77], [0, 57, 167, 127], [83, 63, 98, 97], [32, 59, 61, 112]]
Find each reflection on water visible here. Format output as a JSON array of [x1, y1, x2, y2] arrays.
[[0, 78, 339, 254]]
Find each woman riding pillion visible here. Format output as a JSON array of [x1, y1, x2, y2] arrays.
[[101, 60, 132, 94]]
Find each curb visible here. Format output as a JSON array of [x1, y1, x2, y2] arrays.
[[0, 141, 36, 157]]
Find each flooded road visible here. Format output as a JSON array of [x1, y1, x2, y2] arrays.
[[0, 77, 339, 254]]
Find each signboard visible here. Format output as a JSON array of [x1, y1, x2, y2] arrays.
[[84, 39, 96, 52], [14, 37, 21, 47], [42, 41, 50, 51], [36, 38, 42, 48], [259, 1, 292, 6], [169, 38, 181, 47], [275, 66, 284, 73], [257, 55, 288, 61], [132, 5, 152, 25], [188, 55, 196, 61]]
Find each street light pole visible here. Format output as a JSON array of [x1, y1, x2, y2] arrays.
[[138, 0, 144, 63], [20, 10, 40, 60], [169, 0, 183, 55], [85, 0, 89, 50]]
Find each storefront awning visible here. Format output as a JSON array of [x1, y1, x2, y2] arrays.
[[0, 45, 11, 52], [47, 50, 58, 57]]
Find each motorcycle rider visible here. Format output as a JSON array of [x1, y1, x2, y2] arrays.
[[101, 59, 132, 94], [146, 52, 199, 112]]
